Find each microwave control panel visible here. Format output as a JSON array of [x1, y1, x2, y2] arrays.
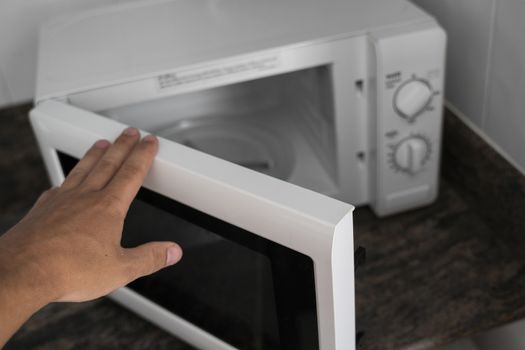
[[369, 21, 447, 216]]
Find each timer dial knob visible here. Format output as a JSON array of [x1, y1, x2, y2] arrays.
[[392, 136, 431, 174], [394, 79, 433, 121]]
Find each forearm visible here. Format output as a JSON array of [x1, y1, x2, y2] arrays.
[[0, 234, 54, 347]]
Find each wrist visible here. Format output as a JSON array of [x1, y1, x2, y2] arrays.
[[0, 234, 58, 313]]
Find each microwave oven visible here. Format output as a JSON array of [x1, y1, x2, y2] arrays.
[[29, 0, 446, 349]]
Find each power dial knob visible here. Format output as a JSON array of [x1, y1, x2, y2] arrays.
[[394, 79, 433, 122], [391, 136, 431, 175]]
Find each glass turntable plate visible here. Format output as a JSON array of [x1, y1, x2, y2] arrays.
[[156, 115, 295, 180]]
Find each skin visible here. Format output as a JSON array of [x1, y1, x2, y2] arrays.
[[0, 127, 183, 347]]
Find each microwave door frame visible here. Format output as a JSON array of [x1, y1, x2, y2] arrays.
[[29, 99, 356, 350]]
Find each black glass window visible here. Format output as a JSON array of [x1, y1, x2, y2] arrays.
[[58, 151, 319, 350]]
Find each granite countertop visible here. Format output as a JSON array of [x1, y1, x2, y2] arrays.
[[1, 104, 525, 350]]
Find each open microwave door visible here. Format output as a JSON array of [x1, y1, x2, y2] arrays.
[[30, 99, 355, 350]]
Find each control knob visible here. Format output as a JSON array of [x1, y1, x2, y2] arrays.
[[391, 136, 431, 175], [394, 79, 433, 122]]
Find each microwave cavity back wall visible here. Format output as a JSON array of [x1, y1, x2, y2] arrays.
[[30, 0, 446, 349]]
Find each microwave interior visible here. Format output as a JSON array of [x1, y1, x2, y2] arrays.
[[100, 65, 339, 197]]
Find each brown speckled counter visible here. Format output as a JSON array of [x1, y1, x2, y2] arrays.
[[1, 104, 525, 350]]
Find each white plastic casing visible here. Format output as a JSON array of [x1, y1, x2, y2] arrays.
[[33, 0, 446, 218], [369, 22, 446, 216]]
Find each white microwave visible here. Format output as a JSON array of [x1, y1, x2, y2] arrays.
[[30, 0, 446, 349]]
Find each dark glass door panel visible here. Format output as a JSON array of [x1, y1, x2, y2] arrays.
[[58, 151, 319, 350]]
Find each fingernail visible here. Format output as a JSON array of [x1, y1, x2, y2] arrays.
[[166, 245, 182, 266], [94, 139, 110, 149], [142, 134, 157, 143], [123, 127, 139, 136]]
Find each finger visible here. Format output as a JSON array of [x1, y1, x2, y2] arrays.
[[82, 127, 140, 191], [123, 242, 182, 280], [105, 134, 158, 208], [61, 140, 110, 190]]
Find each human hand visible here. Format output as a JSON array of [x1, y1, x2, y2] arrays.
[[0, 127, 182, 344]]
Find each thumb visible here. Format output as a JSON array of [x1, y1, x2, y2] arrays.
[[124, 242, 183, 279]]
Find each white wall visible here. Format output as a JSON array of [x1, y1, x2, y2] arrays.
[[414, 0, 525, 174]]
